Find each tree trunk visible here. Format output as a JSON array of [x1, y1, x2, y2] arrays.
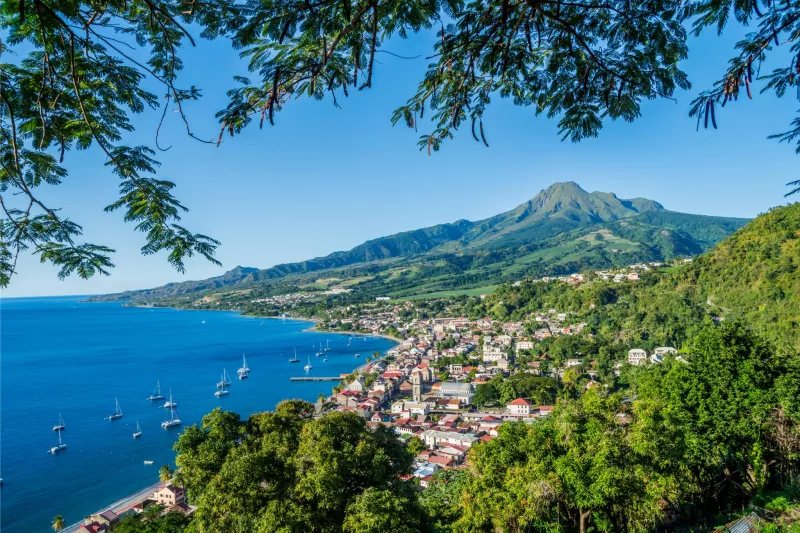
[[579, 509, 592, 533]]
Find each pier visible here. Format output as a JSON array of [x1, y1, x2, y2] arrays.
[[289, 376, 344, 381]]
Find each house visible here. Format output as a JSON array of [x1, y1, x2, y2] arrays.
[[154, 484, 186, 507], [345, 376, 366, 392], [482, 345, 506, 362], [84, 511, 118, 528], [426, 455, 455, 468], [516, 340, 536, 352], [420, 430, 480, 449], [78, 523, 108, 533], [404, 401, 430, 416], [652, 346, 677, 363], [564, 358, 583, 368], [507, 398, 531, 416], [628, 349, 648, 366]]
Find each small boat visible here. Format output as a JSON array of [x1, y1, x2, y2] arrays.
[[304, 355, 312, 372], [323, 357, 328, 362], [147, 380, 165, 401], [144, 460, 154, 465], [260, 321, 264, 326], [215, 371, 230, 397], [237, 353, 250, 379], [325, 339, 330, 352], [161, 391, 181, 429], [52, 413, 66, 432], [289, 347, 300, 363], [50, 427, 66, 454], [315, 342, 323, 357], [216, 369, 232, 388], [201, 320, 206, 324], [354, 353, 361, 358], [106, 398, 123, 421], [133, 421, 142, 439], [163, 388, 178, 409]]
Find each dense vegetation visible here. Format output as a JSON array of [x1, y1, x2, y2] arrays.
[[173, 401, 423, 532]]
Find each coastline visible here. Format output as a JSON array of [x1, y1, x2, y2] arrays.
[[3, 297, 400, 533]]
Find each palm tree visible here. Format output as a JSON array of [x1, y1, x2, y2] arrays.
[[317, 393, 325, 404], [159, 464, 173, 483], [51, 515, 65, 532]]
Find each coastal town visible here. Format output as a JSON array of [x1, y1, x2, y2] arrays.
[[310, 274, 680, 489]]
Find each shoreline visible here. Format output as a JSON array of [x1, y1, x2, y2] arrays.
[[11, 297, 400, 533]]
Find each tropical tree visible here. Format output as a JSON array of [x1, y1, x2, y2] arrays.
[[51, 514, 65, 531], [406, 436, 426, 456], [159, 464, 174, 483]]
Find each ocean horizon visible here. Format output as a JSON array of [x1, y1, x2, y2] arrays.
[[0, 296, 397, 533]]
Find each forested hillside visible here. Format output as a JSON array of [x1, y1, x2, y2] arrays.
[[673, 203, 800, 352]]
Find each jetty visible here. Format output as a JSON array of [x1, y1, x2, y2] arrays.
[[289, 377, 344, 382]]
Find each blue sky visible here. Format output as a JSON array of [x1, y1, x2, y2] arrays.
[[5, 22, 798, 297]]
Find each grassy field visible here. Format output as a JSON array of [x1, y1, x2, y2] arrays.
[[398, 285, 500, 300]]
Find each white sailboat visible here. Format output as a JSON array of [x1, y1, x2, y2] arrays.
[[52, 413, 66, 432], [304, 354, 312, 371], [161, 391, 181, 429], [237, 353, 250, 379], [316, 342, 323, 357], [215, 371, 230, 397], [216, 369, 232, 388], [50, 426, 66, 454], [289, 347, 300, 363], [107, 397, 123, 420], [147, 380, 165, 401], [163, 388, 178, 409], [325, 339, 330, 352], [133, 421, 142, 439]]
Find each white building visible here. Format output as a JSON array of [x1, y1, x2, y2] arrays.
[[507, 398, 531, 416], [420, 430, 479, 449], [483, 345, 506, 363], [438, 382, 474, 405], [628, 349, 648, 366]]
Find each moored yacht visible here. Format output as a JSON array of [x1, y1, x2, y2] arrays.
[[237, 353, 250, 379], [162, 391, 181, 429], [216, 369, 232, 388], [215, 371, 230, 397], [133, 421, 142, 439], [304, 354, 312, 371], [163, 389, 177, 409], [106, 398, 123, 420], [289, 347, 300, 363], [50, 426, 66, 454], [147, 380, 165, 401], [52, 413, 66, 432]]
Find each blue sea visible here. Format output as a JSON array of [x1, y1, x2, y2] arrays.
[[0, 296, 396, 533]]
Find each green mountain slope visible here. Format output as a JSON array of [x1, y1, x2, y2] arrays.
[[672, 202, 800, 351], [89, 182, 749, 303]]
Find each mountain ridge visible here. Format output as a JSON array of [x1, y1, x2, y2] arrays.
[[89, 182, 750, 302]]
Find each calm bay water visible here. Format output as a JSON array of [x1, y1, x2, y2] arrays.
[[0, 296, 395, 533]]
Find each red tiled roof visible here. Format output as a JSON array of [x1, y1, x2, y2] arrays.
[[79, 523, 108, 533], [508, 398, 531, 406], [427, 455, 454, 467]]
